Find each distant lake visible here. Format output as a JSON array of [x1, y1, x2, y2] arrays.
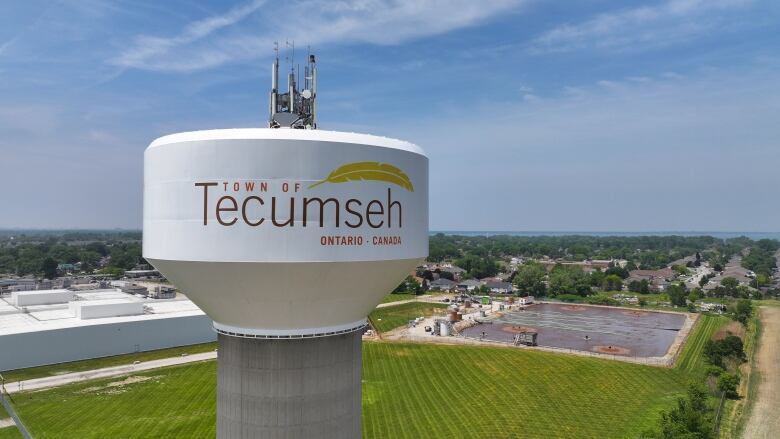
[[432, 231, 780, 241]]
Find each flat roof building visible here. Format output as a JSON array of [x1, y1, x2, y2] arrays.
[[0, 289, 215, 371]]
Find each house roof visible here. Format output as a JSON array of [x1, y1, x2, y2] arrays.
[[457, 279, 482, 287], [430, 278, 456, 287], [628, 267, 675, 281], [485, 281, 512, 290], [443, 266, 466, 273]]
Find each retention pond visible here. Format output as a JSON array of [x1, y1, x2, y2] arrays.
[[460, 302, 686, 357]]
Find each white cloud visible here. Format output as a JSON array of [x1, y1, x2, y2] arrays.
[[111, 0, 523, 72], [530, 0, 753, 53], [112, 0, 268, 71], [395, 63, 780, 231]]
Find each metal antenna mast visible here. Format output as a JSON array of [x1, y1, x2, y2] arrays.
[[269, 41, 316, 129]]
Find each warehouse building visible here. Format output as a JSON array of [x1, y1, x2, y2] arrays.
[[0, 289, 215, 371]]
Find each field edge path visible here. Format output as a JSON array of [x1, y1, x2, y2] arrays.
[[741, 306, 780, 439], [5, 351, 217, 394]]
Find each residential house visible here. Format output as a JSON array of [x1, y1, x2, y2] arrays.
[[626, 267, 676, 292], [484, 281, 513, 294], [441, 265, 466, 281], [429, 278, 456, 292], [457, 279, 482, 292]]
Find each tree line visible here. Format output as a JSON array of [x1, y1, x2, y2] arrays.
[[428, 233, 760, 270], [0, 232, 144, 278]]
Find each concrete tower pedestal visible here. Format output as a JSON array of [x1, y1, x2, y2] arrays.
[[217, 330, 363, 439]]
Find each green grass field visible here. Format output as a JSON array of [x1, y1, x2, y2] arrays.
[[0, 400, 23, 439], [674, 314, 728, 375], [381, 293, 419, 303], [369, 302, 448, 333], [0, 426, 23, 439], [0, 342, 217, 383], [6, 342, 690, 439], [2, 313, 729, 438]]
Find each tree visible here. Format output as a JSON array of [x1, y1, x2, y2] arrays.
[[605, 265, 629, 279], [41, 257, 58, 279], [720, 277, 739, 294], [548, 264, 592, 296], [393, 276, 423, 295], [99, 266, 125, 278], [602, 274, 623, 292], [672, 265, 690, 276], [688, 288, 702, 304], [628, 280, 641, 293], [752, 274, 770, 288], [732, 299, 752, 325], [454, 254, 499, 279], [415, 269, 434, 281], [438, 270, 455, 281], [513, 262, 547, 297], [666, 284, 688, 307], [704, 335, 745, 368], [717, 373, 740, 399], [641, 383, 714, 439], [589, 269, 606, 287]]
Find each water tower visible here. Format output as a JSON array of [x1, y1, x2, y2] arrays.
[[143, 51, 428, 438]]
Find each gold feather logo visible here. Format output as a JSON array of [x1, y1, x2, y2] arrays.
[[309, 162, 414, 192]]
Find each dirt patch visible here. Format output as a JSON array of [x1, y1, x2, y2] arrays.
[[742, 307, 780, 439], [0, 418, 16, 429], [713, 320, 745, 340], [622, 310, 650, 317], [560, 305, 586, 312], [592, 345, 631, 355], [453, 320, 478, 332], [78, 375, 159, 395], [501, 325, 538, 334]]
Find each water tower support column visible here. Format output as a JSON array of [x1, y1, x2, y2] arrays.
[[217, 330, 363, 439]]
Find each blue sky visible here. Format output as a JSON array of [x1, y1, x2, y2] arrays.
[[1, 0, 779, 231]]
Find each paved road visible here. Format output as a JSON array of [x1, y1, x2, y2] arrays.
[[5, 351, 217, 394], [742, 306, 780, 439]]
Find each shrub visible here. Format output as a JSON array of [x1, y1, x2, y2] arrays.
[[717, 373, 740, 399]]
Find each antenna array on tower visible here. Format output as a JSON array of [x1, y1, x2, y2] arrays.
[[269, 41, 317, 129]]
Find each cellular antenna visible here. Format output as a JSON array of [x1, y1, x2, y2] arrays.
[[270, 41, 316, 129]]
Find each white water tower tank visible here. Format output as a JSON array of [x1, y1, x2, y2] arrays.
[[144, 128, 428, 337]]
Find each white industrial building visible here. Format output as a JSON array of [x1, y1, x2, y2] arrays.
[[0, 289, 215, 371]]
